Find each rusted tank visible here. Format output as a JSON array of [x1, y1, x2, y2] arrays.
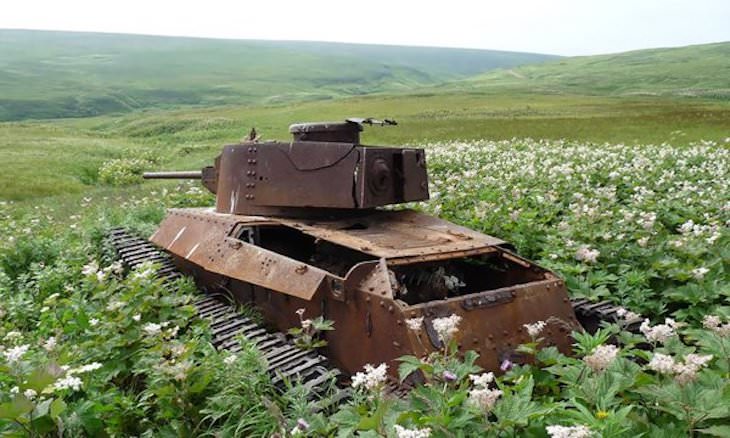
[[143, 118, 581, 377]]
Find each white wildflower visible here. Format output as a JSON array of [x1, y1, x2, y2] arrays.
[[3, 344, 29, 363], [131, 262, 156, 280], [81, 261, 99, 276], [4, 331, 21, 342], [71, 362, 102, 374], [691, 267, 709, 280], [615, 307, 640, 321], [584, 344, 619, 372], [431, 314, 462, 344], [702, 315, 730, 337], [703, 315, 721, 329], [10, 386, 19, 394], [143, 322, 162, 336], [223, 355, 237, 365], [170, 344, 187, 357], [300, 319, 312, 330], [351, 363, 388, 392], [673, 354, 713, 385], [575, 246, 600, 264], [106, 261, 124, 275], [95, 271, 106, 282], [647, 353, 676, 374], [405, 317, 424, 331], [165, 325, 180, 339], [469, 372, 495, 388], [89, 318, 99, 327], [637, 237, 649, 247], [678, 220, 694, 235], [524, 320, 546, 338], [639, 319, 676, 343], [467, 387, 502, 411], [394, 424, 432, 438], [43, 336, 57, 352], [132, 314, 141, 322], [546, 425, 593, 438], [40, 306, 50, 313], [106, 300, 124, 311], [443, 275, 465, 291], [23, 388, 37, 399], [53, 375, 83, 392], [295, 308, 306, 317]]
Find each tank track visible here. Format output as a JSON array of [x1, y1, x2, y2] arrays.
[[105, 228, 347, 406], [570, 298, 643, 333]]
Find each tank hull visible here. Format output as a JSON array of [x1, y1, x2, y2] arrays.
[[150, 208, 580, 376]]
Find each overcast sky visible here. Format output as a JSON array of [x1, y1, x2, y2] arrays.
[[2, 0, 728, 56]]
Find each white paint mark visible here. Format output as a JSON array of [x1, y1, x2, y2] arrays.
[[185, 242, 200, 259], [167, 226, 187, 249], [230, 190, 236, 214]]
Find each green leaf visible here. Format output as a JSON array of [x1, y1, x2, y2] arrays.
[[397, 355, 427, 383], [0, 396, 34, 420], [50, 398, 66, 419], [697, 425, 730, 437], [30, 415, 56, 434]]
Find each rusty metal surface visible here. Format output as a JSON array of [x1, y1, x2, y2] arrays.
[[149, 206, 579, 376], [213, 141, 429, 216], [150, 209, 334, 300], [154, 207, 506, 261], [279, 209, 506, 260], [146, 119, 428, 217]]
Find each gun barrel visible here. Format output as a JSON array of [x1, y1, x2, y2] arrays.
[[143, 171, 202, 179]]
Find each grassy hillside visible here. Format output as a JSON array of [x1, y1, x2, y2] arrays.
[[458, 42, 730, 98], [0, 29, 556, 121]]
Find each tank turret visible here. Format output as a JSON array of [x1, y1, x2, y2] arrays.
[[145, 118, 428, 217]]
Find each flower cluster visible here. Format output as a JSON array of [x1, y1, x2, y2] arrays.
[[546, 425, 593, 438], [351, 363, 388, 392], [467, 371, 502, 412], [524, 320, 546, 338], [143, 321, 178, 338], [640, 318, 680, 344], [615, 307, 641, 322], [583, 344, 619, 372], [647, 352, 713, 384], [394, 424, 432, 438], [405, 317, 424, 331], [3, 344, 29, 363], [131, 261, 157, 280], [702, 315, 730, 337], [574, 246, 600, 264], [431, 314, 462, 344]]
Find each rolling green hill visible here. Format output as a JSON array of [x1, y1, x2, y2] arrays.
[[0, 29, 557, 121], [457, 42, 730, 98]]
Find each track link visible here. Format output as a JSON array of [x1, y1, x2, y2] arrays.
[[571, 298, 643, 333], [106, 228, 346, 405]]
